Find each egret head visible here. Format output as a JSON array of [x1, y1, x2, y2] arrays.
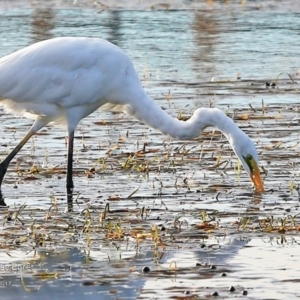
[[231, 133, 264, 192], [188, 107, 264, 191]]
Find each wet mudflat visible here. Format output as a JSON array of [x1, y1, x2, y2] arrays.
[[0, 1, 300, 299]]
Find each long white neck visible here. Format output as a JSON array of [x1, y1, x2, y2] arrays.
[[125, 93, 240, 143]]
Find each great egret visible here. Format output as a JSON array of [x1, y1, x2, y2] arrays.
[[0, 37, 264, 205]]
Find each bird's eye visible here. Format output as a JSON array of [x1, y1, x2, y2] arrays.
[[246, 154, 253, 160], [243, 154, 254, 172]]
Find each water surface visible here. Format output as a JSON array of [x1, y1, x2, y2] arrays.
[[0, 1, 300, 299]]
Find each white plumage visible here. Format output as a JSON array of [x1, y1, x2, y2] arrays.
[[0, 37, 264, 204]]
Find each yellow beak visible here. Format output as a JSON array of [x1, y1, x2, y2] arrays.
[[249, 160, 264, 192]]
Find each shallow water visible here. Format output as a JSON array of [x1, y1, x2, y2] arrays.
[[0, 1, 300, 299]]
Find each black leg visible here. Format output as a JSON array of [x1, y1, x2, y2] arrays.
[[0, 119, 48, 207], [0, 123, 42, 208], [66, 130, 75, 212], [67, 193, 73, 212], [0, 161, 8, 187], [0, 129, 36, 187], [66, 130, 74, 195], [0, 190, 7, 207]]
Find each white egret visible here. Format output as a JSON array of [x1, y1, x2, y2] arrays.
[[0, 37, 264, 204]]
